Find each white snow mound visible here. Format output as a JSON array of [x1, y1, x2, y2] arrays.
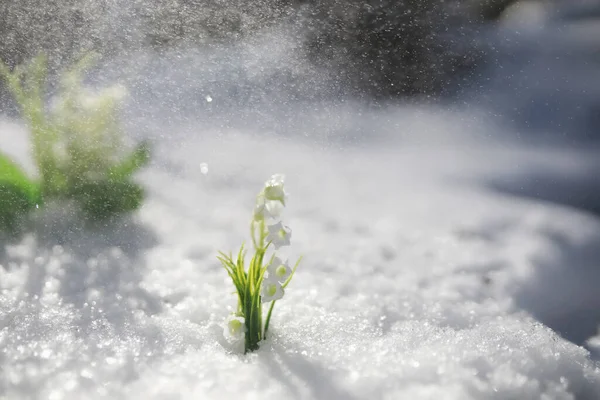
[[1, 121, 599, 400]]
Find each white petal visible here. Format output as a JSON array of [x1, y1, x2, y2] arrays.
[[223, 315, 246, 343], [265, 200, 284, 220], [267, 256, 291, 282], [267, 222, 292, 249], [264, 174, 286, 203], [261, 278, 284, 303]]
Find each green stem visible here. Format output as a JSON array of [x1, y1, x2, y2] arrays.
[[251, 220, 258, 250], [263, 301, 276, 339]]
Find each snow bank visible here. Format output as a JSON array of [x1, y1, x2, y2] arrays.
[[1, 119, 599, 399]]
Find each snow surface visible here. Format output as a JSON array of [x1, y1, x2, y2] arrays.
[[1, 114, 600, 399], [3, 1, 600, 396]]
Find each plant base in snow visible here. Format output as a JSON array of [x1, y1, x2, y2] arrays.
[[219, 174, 301, 353]]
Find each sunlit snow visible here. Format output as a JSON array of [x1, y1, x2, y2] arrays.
[[2, 1, 600, 399]]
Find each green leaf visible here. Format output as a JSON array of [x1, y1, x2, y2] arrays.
[[0, 151, 40, 205], [236, 246, 247, 288], [282, 256, 303, 289], [0, 182, 36, 233], [0, 151, 30, 185], [263, 301, 276, 339], [108, 141, 151, 181], [70, 180, 145, 221]]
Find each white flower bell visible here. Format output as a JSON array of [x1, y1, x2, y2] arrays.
[[254, 194, 284, 222], [264, 200, 284, 220], [223, 315, 246, 343], [263, 174, 286, 205], [267, 256, 291, 283], [261, 277, 284, 303], [267, 222, 291, 249]]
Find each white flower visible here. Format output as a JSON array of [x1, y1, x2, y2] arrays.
[[253, 194, 284, 222], [263, 174, 286, 205], [265, 200, 284, 220], [223, 315, 246, 343], [267, 256, 291, 283], [267, 222, 291, 249], [261, 277, 284, 303]]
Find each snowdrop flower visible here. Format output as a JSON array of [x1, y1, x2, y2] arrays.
[[263, 174, 286, 204], [261, 277, 284, 303], [267, 222, 291, 249], [265, 200, 284, 220], [223, 315, 246, 343], [253, 195, 284, 222], [218, 173, 301, 353], [268, 256, 291, 283]]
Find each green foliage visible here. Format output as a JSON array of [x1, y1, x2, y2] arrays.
[[0, 152, 40, 233], [0, 151, 40, 202], [218, 235, 300, 353], [218, 245, 268, 353], [0, 54, 150, 231]]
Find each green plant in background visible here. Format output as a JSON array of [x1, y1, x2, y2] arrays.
[[0, 53, 149, 232], [0, 153, 41, 233], [219, 174, 302, 353]]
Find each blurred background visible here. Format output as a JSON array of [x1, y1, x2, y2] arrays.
[[0, 0, 599, 214], [2, 0, 600, 211], [1, 0, 598, 125]]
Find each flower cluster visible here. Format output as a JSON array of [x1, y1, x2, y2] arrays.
[[219, 174, 301, 353]]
